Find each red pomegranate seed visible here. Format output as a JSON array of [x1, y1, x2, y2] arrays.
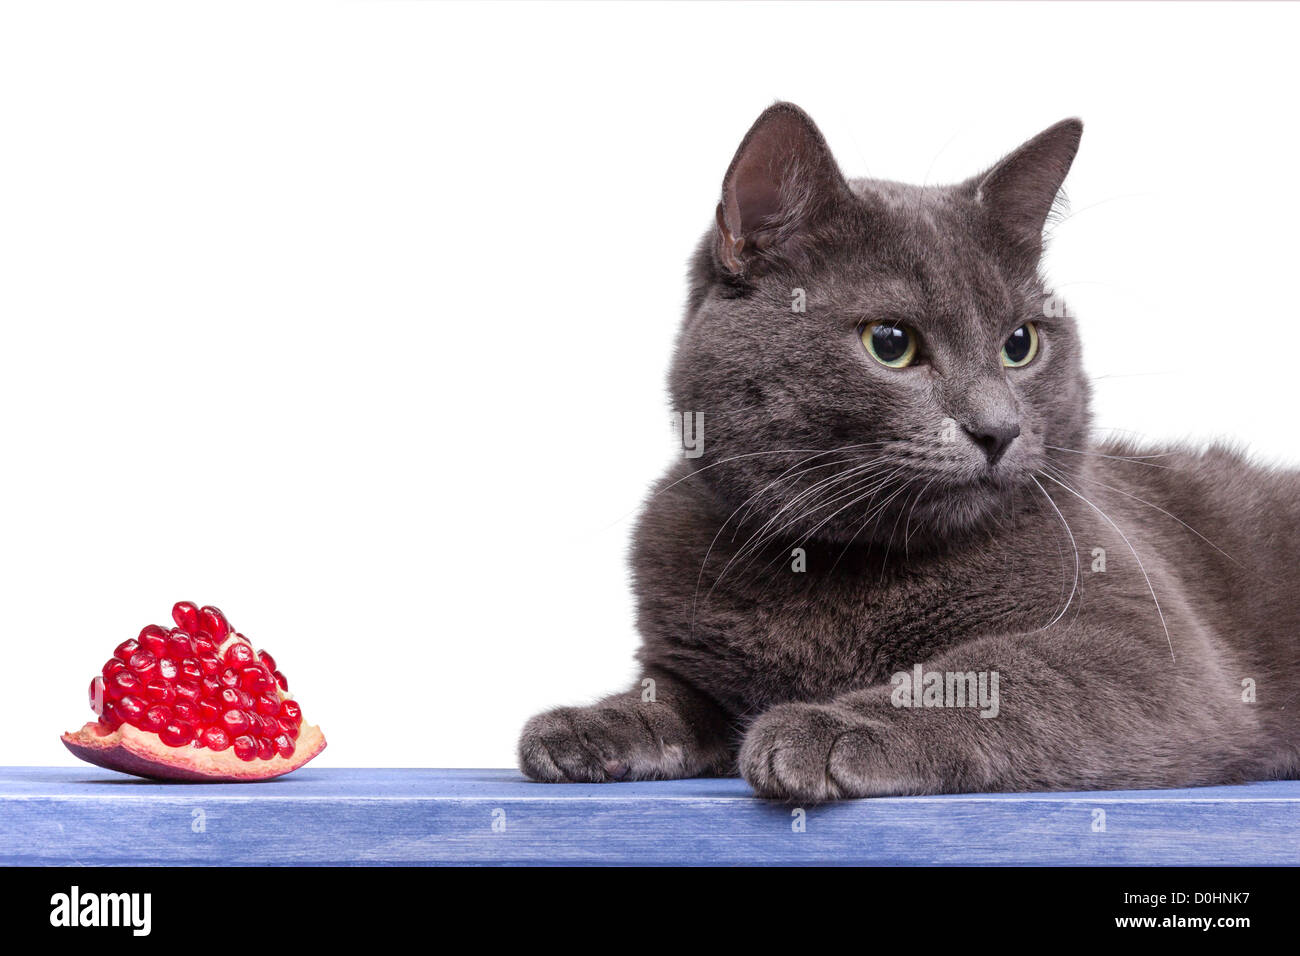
[[278, 699, 302, 726], [216, 688, 245, 708], [113, 639, 140, 663], [172, 700, 199, 723], [102, 658, 126, 679], [157, 657, 179, 681], [198, 606, 230, 640], [158, 721, 193, 747], [240, 666, 273, 695], [221, 710, 251, 736], [225, 642, 255, 667], [174, 681, 201, 703], [144, 679, 176, 704], [87, 677, 104, 713], [108, 670, 143, 700], [138, 626, 168, 658], [142, 704, 171, 732], [273, 734, 295, 758], [201, 726, 232, 751], [233, 735, 257, 761], [255, 694, 280, 716], [99, 699, 121, 729], [172, 601, 200, 633], [257, 650, 277, 672], [196, 700, 219, 724], [192, 635, 216, 656], [179, 658, 203, 682], [166, 631, 195, 658], [116, 695, 148, 727], [198, 655, 220, 676], [218, 667, 240, 689], [274, 670, 288, 691], [256, 737, 276, 760], [278, 717, 300, 739], [128, 649, 157, 678]]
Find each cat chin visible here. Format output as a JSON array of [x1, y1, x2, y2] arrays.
[[808, 475, 1026, 550]]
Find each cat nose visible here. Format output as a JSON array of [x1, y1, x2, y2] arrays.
[[963, 421, 1020, 465]]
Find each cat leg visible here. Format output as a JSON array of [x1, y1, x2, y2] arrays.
[[739, 619, 1258, 801], [518, 668, 735, 782]]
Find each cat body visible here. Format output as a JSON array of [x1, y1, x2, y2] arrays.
[[519, 104, 1300, 800]]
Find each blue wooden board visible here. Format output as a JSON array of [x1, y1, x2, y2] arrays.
[[2, 768, 1297, 866]]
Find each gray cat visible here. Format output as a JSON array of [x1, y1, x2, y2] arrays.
[[518, 103, 1300, 800]]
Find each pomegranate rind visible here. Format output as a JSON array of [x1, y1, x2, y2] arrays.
[[61, 720, 326, 782]]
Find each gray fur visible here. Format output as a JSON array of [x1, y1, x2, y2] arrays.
[[518, 103, 1300, 800]]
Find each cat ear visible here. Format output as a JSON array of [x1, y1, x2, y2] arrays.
[[716, 102, 851, 275], [971, 118, 1083, 258]]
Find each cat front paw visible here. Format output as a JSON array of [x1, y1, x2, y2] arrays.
[[517, 704, 687, 783], [739, 702, 910, 801]]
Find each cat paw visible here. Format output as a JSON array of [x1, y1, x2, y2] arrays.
[[739, 702, 905, 802], [517, 704, 686, 783]]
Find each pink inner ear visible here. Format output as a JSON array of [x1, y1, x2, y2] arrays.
[[718, 104, 847, 256], [726, 143, 789, 238]]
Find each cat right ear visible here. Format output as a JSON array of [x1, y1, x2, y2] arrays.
[[716, 102, 851, 275], [971, 118, 1083, 260]]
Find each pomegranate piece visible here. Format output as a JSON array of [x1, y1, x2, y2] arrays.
[[172, 601, 200, 633], [62, 601, 325, 782], [198, 605, 230, 641]]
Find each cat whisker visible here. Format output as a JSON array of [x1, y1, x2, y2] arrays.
[[690, 448, 882, 631], [728, 457, 860, 543], [758, 469, 913, 583], [601, 442, 890, 533], [1043, 460, 1244, 569], [753, 459, 893, 537], [1045, 444, 1175, 468], [877, 478, 923, 583], [1030, 473, 1080, 631], [1039, 470, 1175, 662], [719, 463, 897, 587], [732, 449, 883, 534], [693, 448, 897, 625], [903, 473, 942, 560], [728, 461, 882, 560], [826, 469, 916, 576], [725, 461, 906, 584], [1042, 191, 1153, 236]]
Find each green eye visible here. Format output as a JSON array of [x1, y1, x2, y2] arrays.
[[862, 322, 918, 368], [1001, 322, 1039, 368]]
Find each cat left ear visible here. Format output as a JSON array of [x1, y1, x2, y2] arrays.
[[716, 102, 851, 275], [971, 118, 1083, 259]]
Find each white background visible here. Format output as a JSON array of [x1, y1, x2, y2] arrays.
[[2, 1, 1297, 768]]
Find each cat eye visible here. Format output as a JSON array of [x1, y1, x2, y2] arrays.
[[1001, 322, 1039, 368], [862, 322, 918, 369]]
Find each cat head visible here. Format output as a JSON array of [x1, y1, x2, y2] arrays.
[[671, 103, 1091, 547]]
